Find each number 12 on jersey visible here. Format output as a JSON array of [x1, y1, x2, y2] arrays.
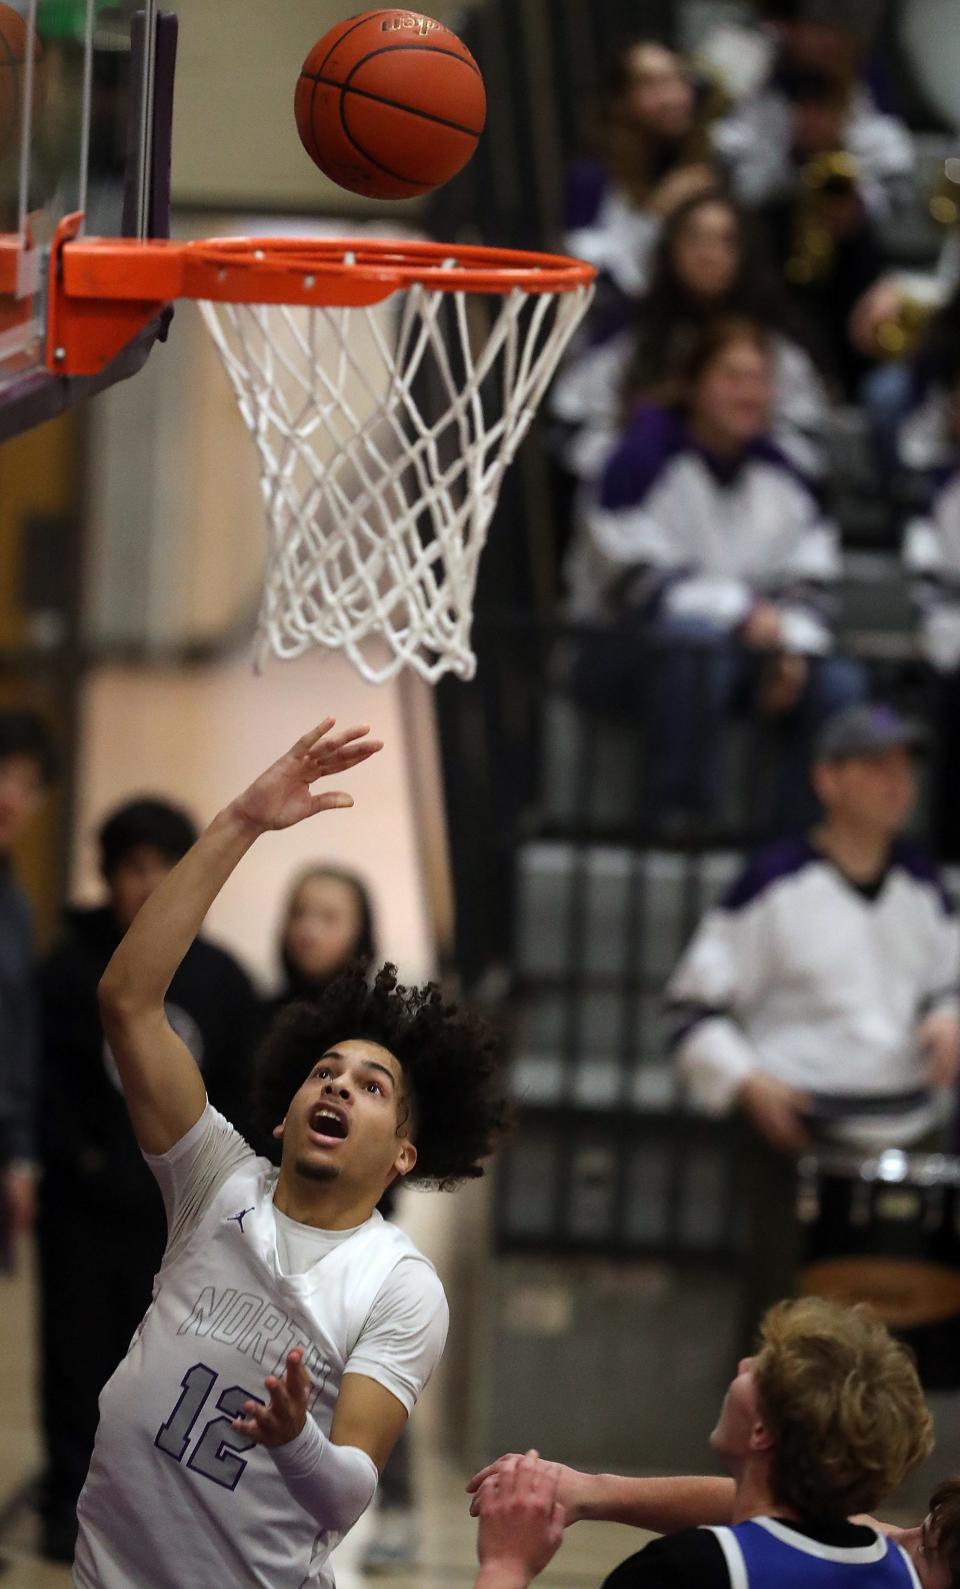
[[156, 1362, 264, 1491]]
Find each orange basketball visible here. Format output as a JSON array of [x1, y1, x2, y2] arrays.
[[0, 3, 41, 160], [295, 9, 486, 201]]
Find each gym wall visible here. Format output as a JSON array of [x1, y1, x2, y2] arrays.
[[173, 0, 481, 213]]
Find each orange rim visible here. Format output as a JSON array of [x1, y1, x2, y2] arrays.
[[47, 213, 595, 376], [188, 235, 596, 297]]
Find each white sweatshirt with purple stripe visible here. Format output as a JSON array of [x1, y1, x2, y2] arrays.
[[567, 404, 840, 652]]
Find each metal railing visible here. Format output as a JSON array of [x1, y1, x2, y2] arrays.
[[435, 615, 942, 1260]]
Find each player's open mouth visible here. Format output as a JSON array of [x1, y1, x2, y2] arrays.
[[308, 1104, 350, 1147]]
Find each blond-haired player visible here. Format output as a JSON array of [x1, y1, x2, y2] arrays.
[[470, 1298, 933, 1588]]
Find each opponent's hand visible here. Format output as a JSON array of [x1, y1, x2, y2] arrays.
[[475, 1452, 566, 1586], [918, 1009, 960, 1090], [229, 720, 383, 836], [468, 1453, 585, 1526], [737, 1072, 812, 1154], [232, 1348, 310, 1448]]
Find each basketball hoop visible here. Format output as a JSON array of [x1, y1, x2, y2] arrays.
[[47, 217, 595, 683]]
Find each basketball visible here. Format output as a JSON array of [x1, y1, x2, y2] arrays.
[[295, 8, 487, 201], [0, 2, 41, 160]]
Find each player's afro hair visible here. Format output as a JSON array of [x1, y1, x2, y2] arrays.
[[253, 962, 510, 1189]]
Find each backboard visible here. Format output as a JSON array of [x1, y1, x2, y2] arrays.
[[0, 0, 176, 440]]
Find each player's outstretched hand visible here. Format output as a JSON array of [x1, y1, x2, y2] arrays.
[[230, 720, 383, 836], [474, 1451, 566, 1587], [468, 1452, 583, 1525], [232, 1348, 310, 1448]]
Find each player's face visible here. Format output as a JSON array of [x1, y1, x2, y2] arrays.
[[889, 1517, 951, 1589], [692, 340, 772, 449], [623, 45, 695, 138], [0, 753, 45, 850], [108, 843, 178, 930], [818, 749, 917, 838], [709, 1356, 766, 1465], [283, 875, 365, 982], [278, 1038, 415, 1194], [672, 203, 740, 300]]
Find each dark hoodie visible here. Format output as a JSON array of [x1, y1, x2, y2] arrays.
[[38, 905, 258, 1219]]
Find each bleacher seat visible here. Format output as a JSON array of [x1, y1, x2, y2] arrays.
[[515, 840, 739, 980], [879, 132, 957, 268], [838, 549, 916, 654]]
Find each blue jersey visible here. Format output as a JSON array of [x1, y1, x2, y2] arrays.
[[706, 1518, 921, 1589]]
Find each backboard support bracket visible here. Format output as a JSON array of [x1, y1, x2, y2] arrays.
[[0, 8, 178, 444]]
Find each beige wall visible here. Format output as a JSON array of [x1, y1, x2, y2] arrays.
[[84, 295, 265, 652], [69, 650, 444, 990], [173, 2, 479, 214]]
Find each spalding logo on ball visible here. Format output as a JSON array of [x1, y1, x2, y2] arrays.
[[295, 7, 487, 200]]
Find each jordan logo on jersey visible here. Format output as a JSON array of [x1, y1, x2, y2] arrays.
[[226, 1206, 255, 1233]]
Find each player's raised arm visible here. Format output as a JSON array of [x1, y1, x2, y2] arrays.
[[229, 1354, 409, 1539], [97, 719, 382, 1155]]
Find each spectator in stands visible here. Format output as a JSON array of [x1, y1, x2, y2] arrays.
[[264, 863, 375, 1021], [713, 5, 912, 218], [37, 798, 259, 1562], [666, 702, 960, 1327], [469, 1441, 960, 1588], [469, 1297, 933, 1589], [567, 317, 862, 830], [904, 371, 960, 859], [712, 8, 912, 397], [553, 190, 830, 483], [267, 864, 420, 1576], [871, 283, 960, 479], [0, 709, 56, 1271], [565, 41, 718, 307], [851, 227, 960, 425]]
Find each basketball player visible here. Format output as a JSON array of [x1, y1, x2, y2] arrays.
[[470, 1297, 933, 1588], [73, 719, 508, 1589], [470, 1466, 960, 1589]]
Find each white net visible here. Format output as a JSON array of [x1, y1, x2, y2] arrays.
[[199, 272, 592, 684]]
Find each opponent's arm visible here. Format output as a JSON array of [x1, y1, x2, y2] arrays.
[[574, 1472, 734, 1530], [231, 1354, 405, 1535], [473, 1455, 566, 1589], [468, 1457, 734, 1532], [98, 720, 381, 1155]]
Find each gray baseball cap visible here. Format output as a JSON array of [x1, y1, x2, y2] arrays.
[[762, 0, 887, 41], [814, 703, 929, 763]]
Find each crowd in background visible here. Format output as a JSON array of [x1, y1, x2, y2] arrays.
[[5, 3, 960, 1583], [546, 0, 960, 1406], [552, 0, 960, 843]]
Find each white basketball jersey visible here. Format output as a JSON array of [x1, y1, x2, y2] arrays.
[[73, 1142, 438, 1589]]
